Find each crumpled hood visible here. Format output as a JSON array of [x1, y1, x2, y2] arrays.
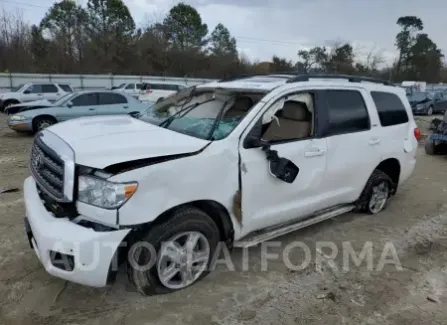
[[47, 115, 210, 169], [9, 99, 53, 108]]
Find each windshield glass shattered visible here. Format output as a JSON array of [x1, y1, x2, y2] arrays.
[[139, 87, 263, 140]]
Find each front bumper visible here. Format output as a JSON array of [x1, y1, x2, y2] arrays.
[[8, 119, 33, 132], [23, 176, 130, 287]]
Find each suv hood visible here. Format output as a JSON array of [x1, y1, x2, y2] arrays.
[[46, 115, 210, 169]]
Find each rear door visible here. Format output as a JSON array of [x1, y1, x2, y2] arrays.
[[59, 93, 98, 121], [41, 84, 61, 101], [320, 88, 382, 206], [96, 92, 129, 116]]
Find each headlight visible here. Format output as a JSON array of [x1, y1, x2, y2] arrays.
[[10, 115, 26, 121], [78, 176, 138, 209]]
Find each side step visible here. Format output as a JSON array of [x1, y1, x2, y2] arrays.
[[234, 205, 355, 248]]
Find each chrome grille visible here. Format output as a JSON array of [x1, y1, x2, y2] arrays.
[[30, 137, 65, 200]]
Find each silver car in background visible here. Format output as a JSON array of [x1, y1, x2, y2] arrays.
[[8, 90, 148, 133]]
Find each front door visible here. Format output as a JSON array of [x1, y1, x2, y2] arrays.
[[59, 93, 98, 121], [239, 90, 328, 235], [21, 84, 43, 102]]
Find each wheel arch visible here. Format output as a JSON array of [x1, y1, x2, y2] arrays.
[[127, 200, 235, 248], [374, 158, 401, 194]]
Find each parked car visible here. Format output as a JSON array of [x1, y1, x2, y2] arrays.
[[425, 111, 447, 155], [111, 82, 143, 98], [23, 73, 417, 295], [0, 82, 74, 112], [138, 81, 186, 102], [407, 91, 447, 115], [8, 90, 147, 133]]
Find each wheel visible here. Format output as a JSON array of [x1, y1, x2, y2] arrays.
[[127, 206, 220, 295], [156, 97, 164, 103], [1, 100, 19, 113], [356, 170, 393, 214], [33, 117, 56, 132], [424, 137, 436, 155], [427, 105, 434, 116]]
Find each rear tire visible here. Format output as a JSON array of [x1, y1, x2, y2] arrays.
[[424, 137, 436, 155], [127, 206, 220, 296], [356, 170, 393, 214]]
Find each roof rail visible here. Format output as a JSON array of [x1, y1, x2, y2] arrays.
[[285, 74, 395, 86], [219, 72, 299, 82]]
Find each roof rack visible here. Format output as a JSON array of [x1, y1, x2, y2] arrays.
[[285, 74, 395, 86], [218, 72, 299, 82]]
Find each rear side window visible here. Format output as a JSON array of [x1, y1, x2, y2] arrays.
[[324, 90, 370, 136], [151, 84, 179, 91], [371, 91, 409, 126], [98, 93, 127, 105], [136, 83, 142, 89], [58, 84, 73, 92], [42, 84, 58, 93], [125, 83, 135, 90]]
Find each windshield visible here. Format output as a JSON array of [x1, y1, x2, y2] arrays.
[[12, 84, 25, 92], [53, 92, 77, 106], [138, 87, 262, 140], [408, 92, 429, 101]]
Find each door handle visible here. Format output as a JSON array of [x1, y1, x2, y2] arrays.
[[304, 149, 326, 157], [369, 138, 381, 145], [123, 105, 128, 109], [89, 108, 95, 111]]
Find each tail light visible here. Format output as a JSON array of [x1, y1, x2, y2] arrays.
[[146, 90, 152, 94], [414, 128, 421, 141]]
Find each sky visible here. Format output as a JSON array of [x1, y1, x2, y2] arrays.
[[2, 0, 447, 67]]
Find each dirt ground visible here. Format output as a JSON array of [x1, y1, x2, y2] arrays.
[[0, 113, 446, 325]]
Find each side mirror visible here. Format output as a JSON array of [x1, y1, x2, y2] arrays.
[[23, 90, 31, 94], [66, 101, 73, 108]]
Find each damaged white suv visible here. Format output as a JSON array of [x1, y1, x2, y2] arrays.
[[23, 74, 419, 295]]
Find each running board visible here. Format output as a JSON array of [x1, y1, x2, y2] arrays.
[[234, 205, 355, 248]]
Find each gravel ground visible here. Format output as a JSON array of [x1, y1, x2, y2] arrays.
[[0, 113, 446, 325]]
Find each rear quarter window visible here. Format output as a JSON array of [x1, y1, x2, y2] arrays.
[[58, 84, 73, 92], [371, 91, 409, 127]]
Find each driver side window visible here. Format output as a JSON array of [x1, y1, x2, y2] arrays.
[[261, 92, 315, 143]]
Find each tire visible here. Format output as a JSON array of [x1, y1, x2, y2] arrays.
[[33, 116, 56, 132], [424, 137, 436, 155], [127, 206, 220, 296], [427, 105, 434, 116], [356, 170, 393, 214], [1, 100, 19, 113], [156, 97, 164, 103]]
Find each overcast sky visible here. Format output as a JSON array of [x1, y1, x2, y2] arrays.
[[3, 0, 447, 66]]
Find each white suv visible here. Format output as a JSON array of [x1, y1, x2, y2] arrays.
[[23, 74, 418, 295], [138, 81, 186, 103], [0, 82, 74, 112]]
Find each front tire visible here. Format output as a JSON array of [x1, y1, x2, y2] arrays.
[[33, 117, 56, 132], [427, 105, 434, 116], [356, 170, 393, 214], [127, 206, 220, 295]]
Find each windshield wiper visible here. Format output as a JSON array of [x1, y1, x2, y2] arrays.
[[158, 86, 197, 128]]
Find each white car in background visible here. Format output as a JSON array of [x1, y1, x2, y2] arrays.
[[138, 82, 187, 103], [0, 82, 74, 112], [111, 82, 143, 98]]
